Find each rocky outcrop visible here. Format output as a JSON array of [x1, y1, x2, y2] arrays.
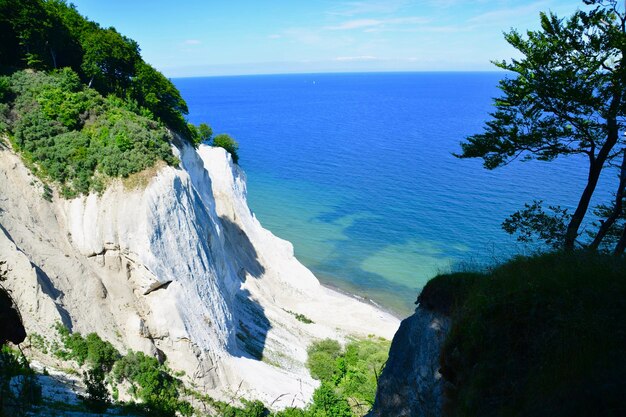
[[368, 305, 450, 417], [0, 141, 399, 408]]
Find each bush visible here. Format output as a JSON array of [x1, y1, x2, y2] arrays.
[[338, 338, 390, 404], [304, 337, 390, 416], [0, 103, 9, 133], [309, 384, 352, 417], [213, 133, 239, 163], [197, 123, 213, 143], [306, 339, 342, 383], [274, 408, 308, 417], [0, 76, 10, 101], [113, 351, 191, 417], [52, 325, 191, 417], [219, 400, 268, 417], [85, 333, 120, 372], [54, 324, 120, 372]]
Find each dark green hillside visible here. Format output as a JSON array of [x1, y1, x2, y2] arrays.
[[426, 252, 626, 417]]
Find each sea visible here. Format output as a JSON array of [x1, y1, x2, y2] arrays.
[[175, 72, 615, 316]]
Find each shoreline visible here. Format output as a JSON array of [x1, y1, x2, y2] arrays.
[[316, 276, 410, 320]]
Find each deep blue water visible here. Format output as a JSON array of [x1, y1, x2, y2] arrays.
[[175, 73, 614, 315]]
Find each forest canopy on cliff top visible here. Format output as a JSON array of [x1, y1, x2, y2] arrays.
[[0, 0, 235, 196], [0, 0, 189, 134]]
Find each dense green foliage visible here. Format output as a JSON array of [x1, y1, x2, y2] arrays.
[[0, 0, 189, 135], [435, 251, 626, 417], [54, 322, 120, 371], [457, 0, 626, 252], [306, 339, 342, 383], [51, 324, 191, 416], [0, 0, 242, 197], [1, 69, 178, 196], [188, 122, 213, 147], [203, 398, 269, 417], [113, 351, 192, 417], [304, 337, 390, 416]]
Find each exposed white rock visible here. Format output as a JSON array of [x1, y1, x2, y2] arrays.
[[0, 141, 399, 408]]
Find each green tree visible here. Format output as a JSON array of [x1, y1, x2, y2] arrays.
[[0, 0, 196, 143], [0, 0, 49, 69], [131, 61, 188, 132], [213, 133, 240, 164], [82, 367, 110, 413], [198, 123, 213, 142], [0, 0, 22, 70], [80, 26, 139, 94], [0, 0, 81, 71], [40, 0, 84, 70], [309, 384, 352, 417], [457, 0, 626, 251]]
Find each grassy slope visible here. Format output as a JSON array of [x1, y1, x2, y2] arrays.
[[422, 252, 626, 417]]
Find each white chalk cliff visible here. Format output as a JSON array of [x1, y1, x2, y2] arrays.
[[0, 140, 399, 408]]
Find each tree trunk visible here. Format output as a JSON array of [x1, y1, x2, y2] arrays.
[[50, 48, 57, 69], [564, 117, 620, 250], [564, 160, 605, 249], [590, 149, 626, 250]]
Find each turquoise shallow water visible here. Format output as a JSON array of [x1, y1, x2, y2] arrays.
[[175, 73, 614, 315]]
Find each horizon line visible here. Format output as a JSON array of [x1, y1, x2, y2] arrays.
[[169, 68, 508, 79]]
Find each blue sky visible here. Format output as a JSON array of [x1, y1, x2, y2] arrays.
[[71, 0, 579, 77]]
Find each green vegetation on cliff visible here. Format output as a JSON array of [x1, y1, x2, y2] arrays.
[[196, 337, 390, 417], [45, 324, 192, 416], [305, 337, 391, 416], [0, 0, 189, 135], [422, 252, 626, 417], [2, 69, 178, 196], [18, 325, 390, 417], [0, 0, 241, 199]]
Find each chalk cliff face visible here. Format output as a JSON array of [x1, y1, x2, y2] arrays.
[[368, 305, 450, 417], [0, 141, 398, 408]]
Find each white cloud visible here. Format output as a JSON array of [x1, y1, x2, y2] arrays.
[[325, 16, 430, 31], [183, 39, 201, 45], [326, 19, 382, 30], [334, 55, 378, 61], [364, 23, 470, 34], [329, 0, 412, 16]]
